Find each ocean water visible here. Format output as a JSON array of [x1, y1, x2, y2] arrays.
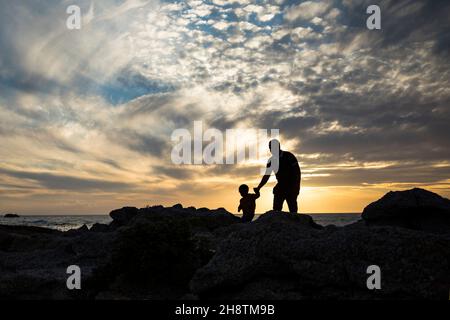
[[0, 215, 112, 232], [255, 213, 361, 227], [0, 213, 360, 231], [308, 213, 361, 226]]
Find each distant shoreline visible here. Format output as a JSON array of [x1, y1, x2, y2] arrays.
[[0, 213, 361, 232], [1, 212, 361, 216]]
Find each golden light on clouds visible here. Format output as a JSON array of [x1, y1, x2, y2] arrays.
[[0, 0, 449, 215]]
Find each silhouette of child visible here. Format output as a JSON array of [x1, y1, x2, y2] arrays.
[[238, 184, 260, 223]]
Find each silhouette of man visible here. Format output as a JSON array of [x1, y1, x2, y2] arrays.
[[255, 139, 301, 213]]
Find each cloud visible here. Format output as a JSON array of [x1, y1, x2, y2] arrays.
[[0, 167, 133, 192], [285, 1, 331, 22], [0, 0, 449, 213]]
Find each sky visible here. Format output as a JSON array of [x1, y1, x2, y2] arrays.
[[0, 0, 449, 215]]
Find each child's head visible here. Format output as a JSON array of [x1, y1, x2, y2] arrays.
[[239, 184, 249, 196]]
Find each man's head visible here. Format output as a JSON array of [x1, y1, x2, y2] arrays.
[[269, 139, 281, 155], [239, 184, 249, 196]]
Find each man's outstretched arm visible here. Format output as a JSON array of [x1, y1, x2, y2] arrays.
[[256, 174, 270, 191]]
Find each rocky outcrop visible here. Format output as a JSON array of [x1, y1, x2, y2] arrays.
[[362, 188, 450, 233], [108, 204, 241, 233], [90, 223, 111, 233], [87, 205, 242, 299], [4, 214, 19, 218], [1, 189, 450, 300], [190, 211, 450, 299], [0, 205, 241, 300], [109, 206, 139, 227], [0, 224, 114, 299]]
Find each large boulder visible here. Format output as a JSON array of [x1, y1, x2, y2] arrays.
[[4, 214, 20, 218], [90, 223, 111, 232], [87, 217, 202, 299], [109, 205, 241, 232], [190, 211, 450, 300], [109, 207, 139, 227], [362, 188, 450, 233], [86, 205, 241, 299]]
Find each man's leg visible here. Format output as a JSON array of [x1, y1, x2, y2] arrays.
[[286, 193, 298, 213], [273, 193, 285, 211], [241, 213, 252, 223]]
